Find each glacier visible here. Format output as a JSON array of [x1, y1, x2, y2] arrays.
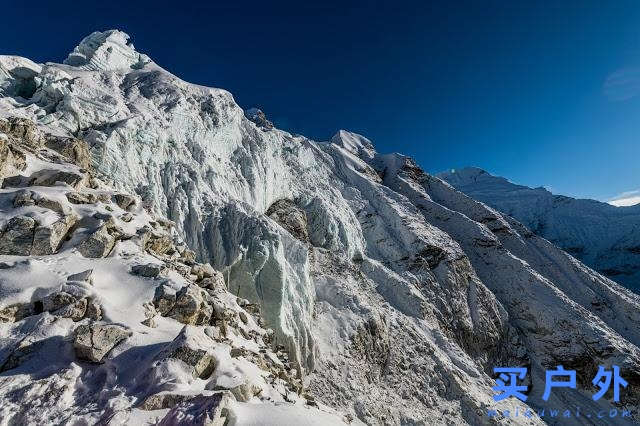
[[0, 30, 640, 425]]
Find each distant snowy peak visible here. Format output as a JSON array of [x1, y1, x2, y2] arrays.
[[438, 166, 640, 289], [63, 30, 151, 71], [438, 167, 550, 195]]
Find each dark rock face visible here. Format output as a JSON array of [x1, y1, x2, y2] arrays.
[[244, 108, 273, 130], [266, 199, 309, 243], [0, 216, 37, 255]]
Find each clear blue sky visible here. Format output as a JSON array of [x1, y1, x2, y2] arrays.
[[2, 0, 639, 202]]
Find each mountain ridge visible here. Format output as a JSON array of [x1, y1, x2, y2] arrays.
[[1, 30, 640, 425], [438, 166, 640, 290]]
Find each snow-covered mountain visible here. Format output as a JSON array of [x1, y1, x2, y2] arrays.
[[438, 167, 640, 291], [1, 30, 640, 425]]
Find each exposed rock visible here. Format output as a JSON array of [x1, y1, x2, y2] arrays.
[[84, 298, 103, 320], [0, 303, 34, 323], [245, 107, 273, 130], [168, 285, 212, 325], [131, 263, 164, 278], [31, 213, 77, 255], [76, 222, 117, 258], [67, 269, 94, 284], [152, 283, 177, 315], [160, 326, 218, 379], [52, 298, 87, 321], [66, 191, 97, 204], [0, 117, 45, 149], [157, 392, 234, 426], [138, 392, 194, 410], [30, 169, 86, 188], [112, 193, 136, 210], [0, 215, 36, 255], [73, 324, 131, 363], [41, 291, 76, 312], [44, 136, 91, 169], [266, 199, 309, 243]]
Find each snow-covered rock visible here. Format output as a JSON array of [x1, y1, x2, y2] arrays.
[[1, 30, 640, 425], [439, 167, 640, 290]]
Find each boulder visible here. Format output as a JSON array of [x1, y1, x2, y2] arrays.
[[153, 284, 177, 315], [30, 169, 86, 188], [0, 215, 36, 255], [168, 285, 212, 326], [31, 214, 77, 255], [131, 263, 164, 278], [197, 271, 226, 291], [67, 269, 94, 285], [41, 291, 76, 312], [73, 324, 131, 363], [12, 190, 35, 207], [76, 222, 117, 258], [160, 326, 218, 379], [157, 392, 234, 426]]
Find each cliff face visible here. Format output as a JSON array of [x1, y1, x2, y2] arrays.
[[1, 30, 639, 425]]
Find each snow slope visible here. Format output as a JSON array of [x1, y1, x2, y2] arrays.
[[439, 167, 640, 290], [1, 30, 640, 425]]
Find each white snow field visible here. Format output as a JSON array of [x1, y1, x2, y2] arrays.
[[0, 30, 640, 425]]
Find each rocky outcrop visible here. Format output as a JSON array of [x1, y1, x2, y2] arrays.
[[73, 323, 131, 363], [167, 285, 213, 326], [0, 216, 36, 255], [266, 199, 309, 243], [157, 392, 234, 426], [158, 326, 218, 379], [245, 107, 273, 130], [31, 213, 77, 255], [76, 220, 119, 258]]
